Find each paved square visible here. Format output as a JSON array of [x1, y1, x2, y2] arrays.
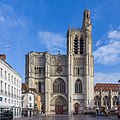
[[15, 115, 119, 120]]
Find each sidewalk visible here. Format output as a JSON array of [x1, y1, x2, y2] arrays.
[[14, 116, 40, 120], [14, 115, 120, 120]]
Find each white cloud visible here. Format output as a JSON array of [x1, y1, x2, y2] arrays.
[[95, 39, 103, 47], [94, 72, 120, 84], [0, 3, 28, 48], [94, 41, 120, 65], [38, 31, 66, 54], [108, 30, 120, 39], [0, 4, 26, 27], [94, 28, 120, 65]]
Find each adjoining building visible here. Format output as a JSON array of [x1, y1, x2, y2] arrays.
[[94, 83, 119, 110], [0, 54, 22, 119], [25, 9, 94, 115], [22, 83, 41, 116]]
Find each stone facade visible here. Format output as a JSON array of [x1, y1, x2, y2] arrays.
[[25, 10, 94, 115], [94, 83, 119, 110]]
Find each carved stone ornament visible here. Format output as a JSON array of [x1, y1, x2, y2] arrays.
[[57, 56, 61, 63], [56, 66, 62, 73]]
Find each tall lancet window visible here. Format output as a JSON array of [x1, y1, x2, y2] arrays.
[[74, 35, 78, 54], [75, 79, 82, 93], [80, 37, 84, 54], [53, 78, 65, 93]]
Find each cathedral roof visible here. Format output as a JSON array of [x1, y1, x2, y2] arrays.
[[94, 83, 119, 92]]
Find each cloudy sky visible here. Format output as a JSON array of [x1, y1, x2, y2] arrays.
[[0, 0, 120, 84]]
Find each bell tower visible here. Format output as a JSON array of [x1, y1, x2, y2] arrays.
[[67, 9, 94, 114]]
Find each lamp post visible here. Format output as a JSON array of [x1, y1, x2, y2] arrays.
[[118, 80, 120, 119]]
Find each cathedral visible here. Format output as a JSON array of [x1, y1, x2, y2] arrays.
[[25, 10, 94, 115]]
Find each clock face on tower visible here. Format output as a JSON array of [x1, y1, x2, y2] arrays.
[[56, 66, 62, 73]]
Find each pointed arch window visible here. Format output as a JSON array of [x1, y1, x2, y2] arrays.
[[75, 79, 82, 93], [80, 37, 84, 54], [53, 78, 65, 93], [78, 68, 79, 76], [74, 35, 78, 54], [35, 67, 37, 74]]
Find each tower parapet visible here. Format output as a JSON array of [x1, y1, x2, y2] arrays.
[[82, 9, 92, 31]]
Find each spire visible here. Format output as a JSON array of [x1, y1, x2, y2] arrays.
[[82, 9, 92, 29]]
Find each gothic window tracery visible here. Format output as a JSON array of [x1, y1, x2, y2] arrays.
[[73, 35, 84, 55], [75, 79, 82, 93], [53, 78, 65, 93], [80, 37, 84, 54], [74, 35, 78, 54], [34, 67, 44, 74]]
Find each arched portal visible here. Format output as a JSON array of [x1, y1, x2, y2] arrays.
[[74, 103, 80, 115], [94, 95, 101, 108], [50, 96, 67, 114], [112, 96, 118, 107], [103, 96, 109, 108]]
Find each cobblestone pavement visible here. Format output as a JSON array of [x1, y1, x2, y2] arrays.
[[15, 115, 119, 120]]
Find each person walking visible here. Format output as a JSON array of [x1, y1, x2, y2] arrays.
[[104, 107, 108, 117], [96, 108, 99, 118]]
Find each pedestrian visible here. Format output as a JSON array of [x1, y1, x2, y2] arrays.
[[104, 108, 108, 117], [96, 108, 99, 118], [93, 107, 96, 117]]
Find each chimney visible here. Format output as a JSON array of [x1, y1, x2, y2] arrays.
[[0, 54, 6, 61]]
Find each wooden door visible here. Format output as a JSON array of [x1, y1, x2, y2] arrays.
[[59, 106, 63, 114], [55, 106, 63, 114], [75, 106, 78, 114]]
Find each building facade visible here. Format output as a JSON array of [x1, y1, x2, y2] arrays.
[[0, 54, 22, 119], [25, 10, 94, 115], [94, 83, 119, 110], [22, 83, 34, 117], [22, 83, 41, 116]]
